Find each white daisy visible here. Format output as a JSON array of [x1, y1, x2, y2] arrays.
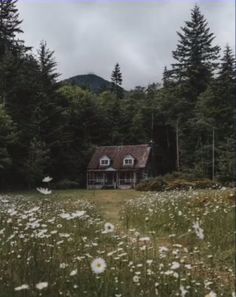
[[91, 258, 107, 274], [42, 176, 53, 183], [180, 285, 188, 297], [133, 275, 140, 283], [170, 261, 180, 270], [103, 222, 115, 233], [139, 236, 150, 242], [36, 187, 52, 195], [193, 221, 204, 240], [205, 291, 217, 297], [35, 282, 48, 290], [70, 269, 78, 276], [14, 284, 29, 291]]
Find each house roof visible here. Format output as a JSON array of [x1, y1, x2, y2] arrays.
[[88, 144, 151, 170]]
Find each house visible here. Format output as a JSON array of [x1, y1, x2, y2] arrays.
[[87, 144, 152, 189]]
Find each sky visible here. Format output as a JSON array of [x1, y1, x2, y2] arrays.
[[17, 0, 235, 89]]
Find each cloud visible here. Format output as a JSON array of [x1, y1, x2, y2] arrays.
[[18, 0, 235, 89]]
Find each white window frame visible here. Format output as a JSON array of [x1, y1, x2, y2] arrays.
[[100, 156, 110, 166], [123, 155, 134, 166]]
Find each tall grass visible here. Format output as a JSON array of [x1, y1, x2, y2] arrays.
[[0, 189, 234, 296]]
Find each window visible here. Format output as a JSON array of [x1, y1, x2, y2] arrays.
[[95, 173, 103, 183], [119, 172, 133, 184], [100, 156, 110, 166], [123, 155, 134, 166], [124, 158, 133, 165]]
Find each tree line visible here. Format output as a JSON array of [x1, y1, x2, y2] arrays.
[[0, 0, 235, 189]]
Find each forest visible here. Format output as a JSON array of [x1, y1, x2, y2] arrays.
[[0, 0, 235, 189]]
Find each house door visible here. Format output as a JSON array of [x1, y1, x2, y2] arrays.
[[105, 172, 113, 185]]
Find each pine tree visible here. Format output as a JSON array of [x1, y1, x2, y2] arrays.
[[0, 104, 17, 187], [194, 46, 235, 180], [170, 5, 220, 97], [23, 137, 50, 188], [0, 0, 25, 57], [37, 41, 60, 87], [218, 45, 235, 82], [111, 63, 123, 99], [162, 66, 172, 88]]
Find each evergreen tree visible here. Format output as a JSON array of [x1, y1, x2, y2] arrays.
[[0, 104, 17, 187], [0, 104, 16, 169], [162, 66, 172, 88], [23, 137, 50, 188], [0, 0, 28, 107], [111, 63, 123, 99], [37, 40, 60, 87], [0, 0, 25, 57], [194, 46, 235, 180], [170, 5, 220, 97], [55, 85, 106, 184], [218, 45, 235, 82]]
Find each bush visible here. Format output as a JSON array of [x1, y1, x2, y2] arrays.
[[135, 176, 167, 191], [136, 175, 219, 191], [54, 179, 80, 190]]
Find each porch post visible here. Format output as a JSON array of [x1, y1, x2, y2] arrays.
[[87, 171, 88, 189], [133, 171, 136, 188], [116, 172, 118, 189], [103, 172, 105, 186]]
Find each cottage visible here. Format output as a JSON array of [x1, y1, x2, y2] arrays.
[[87, 144, 152, 189]]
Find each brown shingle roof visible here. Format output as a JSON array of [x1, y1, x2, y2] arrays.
[[88, 144, 151, 170]]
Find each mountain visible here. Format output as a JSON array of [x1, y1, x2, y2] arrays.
[[61, 74, 118, 94]]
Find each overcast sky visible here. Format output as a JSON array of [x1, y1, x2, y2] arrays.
[[17, 0, 235, 89]]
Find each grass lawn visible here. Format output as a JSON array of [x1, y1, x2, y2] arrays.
[[54, 189, 142, 223], [0, 188, 234, 296], [7, 189, 142, 223]]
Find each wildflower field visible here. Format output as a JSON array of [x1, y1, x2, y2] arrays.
[[0, 188, 235, 297]]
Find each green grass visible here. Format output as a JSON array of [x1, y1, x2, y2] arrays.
[[0, 188, 234, 296], [8, 189, 141, 223]]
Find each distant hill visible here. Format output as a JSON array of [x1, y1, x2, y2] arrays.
[[61, 74, 122, 94]]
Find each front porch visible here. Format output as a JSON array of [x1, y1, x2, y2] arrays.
[[87, 170, 138, 189]]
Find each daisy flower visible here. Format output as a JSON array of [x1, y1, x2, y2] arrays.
[[70, 269, 78, 276], [205, 291, 217, 297], [133, 275, 140, 283], [35, 282, 48, 290], [170, 261, 180, 270], [36, 187, 52, 195], [42, 176, 53, 183], [193, 221, 204, 240], [14, 284, 29, 291], [91, 258, 107, 274], [180, 285, 188, 297], [103, 222, 115, 233]]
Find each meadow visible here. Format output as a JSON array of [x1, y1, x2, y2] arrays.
[[0, 188, 234, 297]]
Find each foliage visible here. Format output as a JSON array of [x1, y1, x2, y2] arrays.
[[170, 4, 220, 96], [53, 179, 80, 190], [0, 0, 24, 57], [111, 62, 123, 99], [0, 104, 16, 171], [22, 138, 50, 188], [0, 1, 234, 188], [136, 175, 219, 191]]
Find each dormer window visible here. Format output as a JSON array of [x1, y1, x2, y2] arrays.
[[123, 155, 134, 166], [100, 156, 110, 166]]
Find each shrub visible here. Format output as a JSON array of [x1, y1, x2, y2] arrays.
[[135, 176, 167, 191], [54, 179, 80, 189], [136, 175, 219, 191]]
